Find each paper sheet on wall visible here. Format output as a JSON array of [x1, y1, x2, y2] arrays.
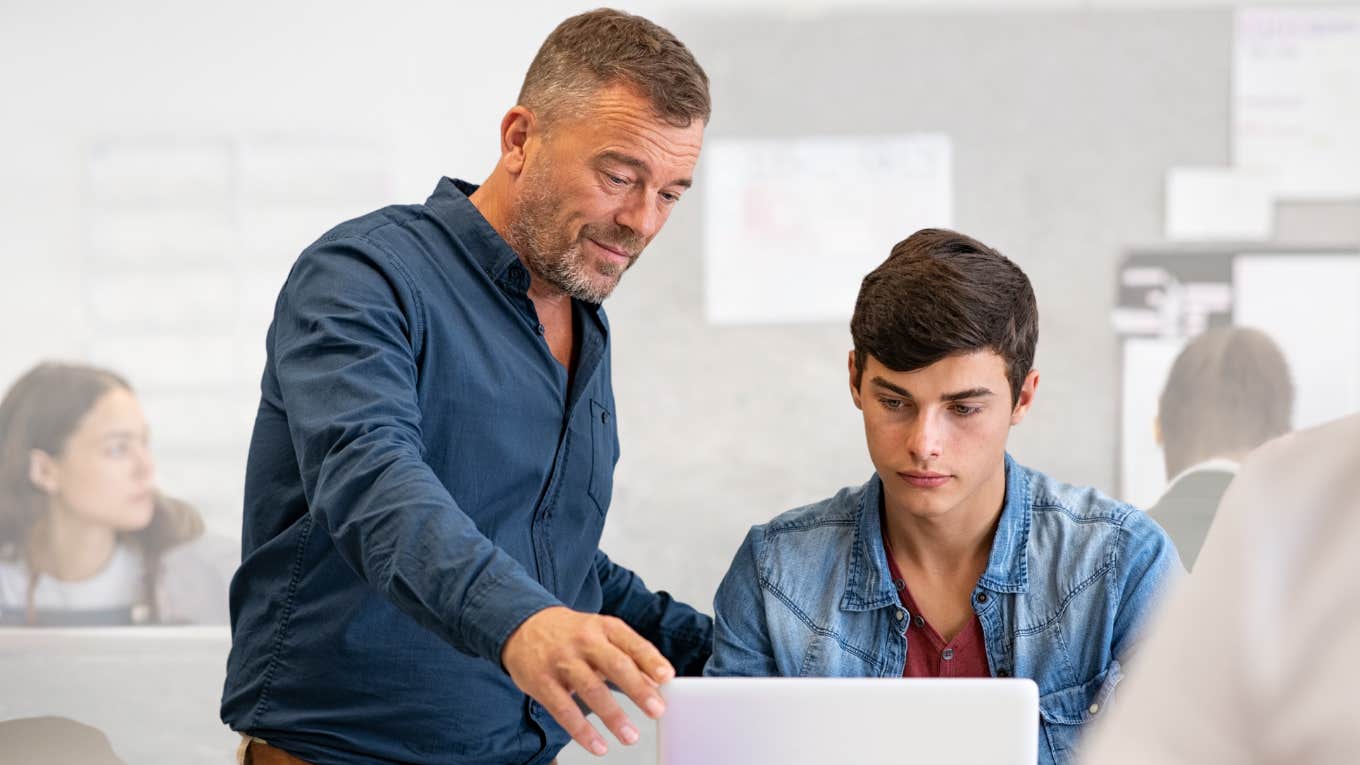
[[1164, 167, 1274, 241], [1233, 254, 1360, 429], [1234, 8, 1360, 198], [703, 134, 953, 325]]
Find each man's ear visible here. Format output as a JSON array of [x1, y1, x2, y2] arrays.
[[848, 351, 863, 410], [28, 449, 59, 495], [498, 106, 536, 176], [1009, 369, 1040, 426]]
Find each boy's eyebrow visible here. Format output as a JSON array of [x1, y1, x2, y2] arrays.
[[941, 387, 995, 402], [870, 377, 995, 402], [870, 376, 913, 399]]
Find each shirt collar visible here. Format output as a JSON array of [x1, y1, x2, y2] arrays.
[[424, 177, 606, 325], [1163, 457, 1240, 493], [424, 177, 528, 288], [841, 453, 1032, 612]]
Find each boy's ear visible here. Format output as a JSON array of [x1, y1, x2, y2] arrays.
[[848, 351, 864, 410], [1009, 369, 1040, 426]]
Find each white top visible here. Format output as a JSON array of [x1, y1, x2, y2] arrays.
[[0, 543, 143, 618], [1083, 413, 1360, 764], [0, 534, 236, 626]]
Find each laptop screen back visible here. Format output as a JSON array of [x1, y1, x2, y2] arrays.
[[658, 677, 1038, 765]]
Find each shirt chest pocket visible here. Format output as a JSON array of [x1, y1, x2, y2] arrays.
[[587, 399, 617, 515], [1038, 660, 1123, 765]]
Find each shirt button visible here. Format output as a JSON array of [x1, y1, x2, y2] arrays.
[[1088, 703, 1100, 715], [535, 323, 545, 334], [913, 615, 925, 628], [601, 410, 611, 424], [942, 648, 954, 661], [895, 610, 905, 622]]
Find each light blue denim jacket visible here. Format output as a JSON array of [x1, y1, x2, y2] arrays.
[[705, 455, 1181, 765]]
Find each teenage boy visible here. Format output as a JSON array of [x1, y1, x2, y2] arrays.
[[705, 229, 1181, 765]]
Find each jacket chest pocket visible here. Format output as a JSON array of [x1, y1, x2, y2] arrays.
[[1039, 660, 1123, 765], [587, 399, 617, 515]]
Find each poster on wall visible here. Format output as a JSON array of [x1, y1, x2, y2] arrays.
[[702, 134, 953, 325]]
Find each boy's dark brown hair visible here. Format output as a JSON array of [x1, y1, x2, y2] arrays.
[[851, 228, 1039, 406]]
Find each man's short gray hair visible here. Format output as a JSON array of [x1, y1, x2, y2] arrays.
[[518, 8, 711, 129]]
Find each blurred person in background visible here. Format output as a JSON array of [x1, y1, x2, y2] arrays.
[[0, 362, 232, 626], [1148, 326, 1292, 569], [1082, 412, 1360, 764]]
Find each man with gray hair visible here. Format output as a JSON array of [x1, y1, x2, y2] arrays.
[[1148, 326, 1293, 569], [221, 10, 712, 764]]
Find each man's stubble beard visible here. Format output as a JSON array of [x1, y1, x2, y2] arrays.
[[506, 164, 643, 305]]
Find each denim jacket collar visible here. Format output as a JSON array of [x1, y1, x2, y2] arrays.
[[840, 453, 1032, 612], [979, 453, 1032, 594]]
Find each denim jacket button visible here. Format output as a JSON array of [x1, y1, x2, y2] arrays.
[[1089, 703, 1100, 715], [895, 609, 905, 622], [997, 669, 1010, 677], [975, 592, 988, 604]]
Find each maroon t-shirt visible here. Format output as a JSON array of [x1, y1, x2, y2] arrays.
[[884, 538, 991, 678]]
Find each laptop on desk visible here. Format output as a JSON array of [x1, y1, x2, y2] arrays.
[[658, 677, 1038, 765]]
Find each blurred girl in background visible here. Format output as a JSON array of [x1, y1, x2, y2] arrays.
[[0, 362, 230, 625]]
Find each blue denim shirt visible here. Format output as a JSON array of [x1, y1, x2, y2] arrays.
[[221, 178, 711, 765], [705, 455, 1180, 765]]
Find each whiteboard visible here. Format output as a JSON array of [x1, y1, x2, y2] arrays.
[[1233, 254, 1360, 429], [1234, 8, 1360, 198], [702, 134, 953, 325]]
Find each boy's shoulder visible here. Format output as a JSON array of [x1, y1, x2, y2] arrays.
[[756, 480, 871, 540], [1023, 463, 1142, 526], [1017, 461, 1177, 573]]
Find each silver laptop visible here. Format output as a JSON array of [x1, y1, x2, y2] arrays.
[[658, 677, 1038, 765]]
